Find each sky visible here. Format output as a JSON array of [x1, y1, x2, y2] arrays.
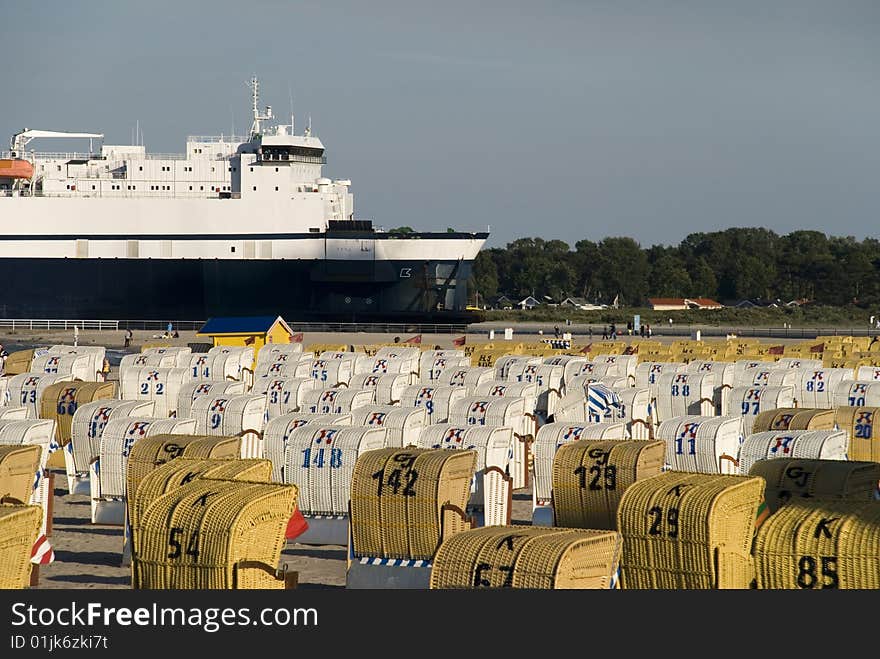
[[2, 1, 878, 249]]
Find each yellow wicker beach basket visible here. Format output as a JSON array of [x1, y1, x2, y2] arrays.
[[430, 525, 622, 589], [834, 407, 880, 462], [4, 349, 36, 377], [129, 457, 272, 559], [133, 479, 298, 589], [39, 381, 118, 447], [751, 408, 837, 433], [616, 472, 766, 589], [126, 434, 242, 511], [0, 503, 42, 589], [350, 447, 477, 560], [0, 445, 43, 505], [748, 458, 880, 513], [552, 440, 665, 530], [753, 499, 880, 589]]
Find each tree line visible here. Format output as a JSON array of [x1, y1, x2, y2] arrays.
[[471, 228, 880, 307]]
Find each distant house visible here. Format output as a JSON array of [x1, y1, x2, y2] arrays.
[[560, 297, 606, 311], [518, 296, 541, 310], [647, 297, 724, 311], [734, 299, 758, 308], [491, 295, 515, 310]]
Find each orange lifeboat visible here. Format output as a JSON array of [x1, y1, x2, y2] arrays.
[[0, 159, 34, 179]]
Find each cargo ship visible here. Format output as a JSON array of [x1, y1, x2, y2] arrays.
[[0, 78, 487, 323]]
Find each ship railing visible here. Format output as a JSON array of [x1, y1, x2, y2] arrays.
[[257, 154, 326, 165], [1, 151, 101, 161], [187, 135, 249, 144]]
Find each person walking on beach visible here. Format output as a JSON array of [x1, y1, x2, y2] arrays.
[[609, 323, 617, 340], [602, 325, 608, 340], [124, 328, 133, 348], [554, 325, 560, 339]]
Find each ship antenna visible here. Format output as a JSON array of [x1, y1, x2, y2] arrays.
[[305, 114, 312, 137], [249, 75, 260, 136], [288, 83, 295, 134]]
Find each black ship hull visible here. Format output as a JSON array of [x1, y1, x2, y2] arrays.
[[0, 256, 479, 323]]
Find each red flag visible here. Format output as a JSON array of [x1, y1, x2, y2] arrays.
[[579, 343, 593, 355], [285, 508, 309, 541], [452, 335, 466, 347], [810, 343, 825, 353], [623, 344, 639, 355], [767, 345, 784, 355], [291, 332, 304, 343], [403, 334, 422, 344]]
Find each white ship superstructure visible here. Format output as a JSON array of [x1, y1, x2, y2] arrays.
[[0, 78, 487, 321]]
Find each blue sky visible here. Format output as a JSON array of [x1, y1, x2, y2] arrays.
[[2, 1, 878, 249]]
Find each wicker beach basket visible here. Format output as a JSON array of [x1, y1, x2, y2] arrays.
[[655, 415, 744, 474], [126, 434, 242, 513], [753, 499, 880, 589], [430, 526, 622, 589], [432, 367, 495, 394], [133, 478, 298, 589], [748, 458, 880, 513], [0, 445, 43, 504], [834, 407, 880, 462], [751, 408, 836, 433], [39, 381, 117, 447], [616, 472, 766, 589], [281, 426, 387, 516], [262, 413, 352, 482], [252, 377, 319, 419], [175, 380, 247, 420], [532, 422, 629, 506], [348, 373, 411, 406], [129, 457, 273, 560], [350, 447, 477, 560], [737, 430, 848, 476], [4, 349, 37, 376], [552, 440, 665, 530], [0, 503, 43, 589]]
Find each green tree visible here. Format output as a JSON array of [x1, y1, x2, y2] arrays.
[[471, 250, 499, 301], [596, 237, 649, 306], [649, 253, 692, 297], [687, 257, 718, 298]]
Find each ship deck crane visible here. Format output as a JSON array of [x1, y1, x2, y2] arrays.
[[10, 129, 104, 156]]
